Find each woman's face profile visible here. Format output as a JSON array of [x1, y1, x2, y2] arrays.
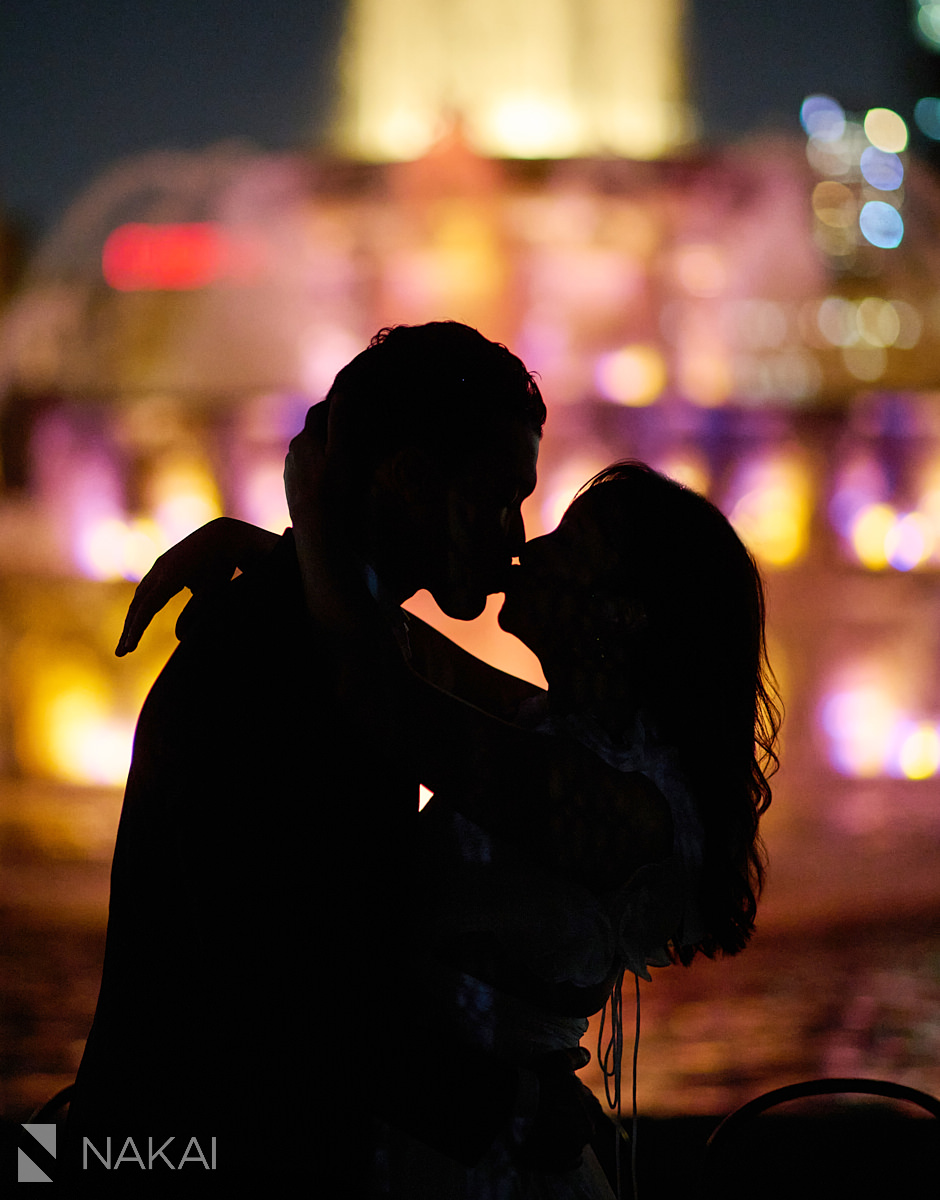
[[498, 489, 625, 678]]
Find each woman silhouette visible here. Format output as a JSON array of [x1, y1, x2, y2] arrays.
[[285, 442, 780, 1198]]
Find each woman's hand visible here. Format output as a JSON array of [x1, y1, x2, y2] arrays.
[[115, 517, 279, 656], [284, 426, 327, 527]]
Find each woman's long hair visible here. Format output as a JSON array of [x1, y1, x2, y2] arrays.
[[578, 462, 781, 960]]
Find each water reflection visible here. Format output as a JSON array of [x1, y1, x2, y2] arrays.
[[3, 831, 940, 1122]]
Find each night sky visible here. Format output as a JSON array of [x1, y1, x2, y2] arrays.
[[1, 0, 345, 238], [2, 0, 938, 243]]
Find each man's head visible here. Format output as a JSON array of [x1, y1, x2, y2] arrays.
[[316, 322, 545, 619]]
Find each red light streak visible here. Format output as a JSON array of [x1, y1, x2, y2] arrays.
[[102, 223, 263, 291]]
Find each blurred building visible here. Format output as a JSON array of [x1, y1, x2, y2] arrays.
[[2, 0, 940, 933]]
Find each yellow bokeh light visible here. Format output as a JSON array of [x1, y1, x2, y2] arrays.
[[338, 0, 691, 161], [850, 503, 895, 568], [47, 692, 134, 786], [372, 108, 443, 160], [728, 458, 812, 568], [842, 343, 886, 382], [856, 297, 901, 348], [149, 458, 223, 545], [482, 95, 582, 158], [898, 722, 940, 780], [12, 641, 134, 786], [864, 107, 908, 153], [123, 518, 167, 580], [812, 181, 856, 228], [891, 299, 923, 348], [595, 344, 667, 406], [654, 451, 710, 496], [817, 296, 859, 347]]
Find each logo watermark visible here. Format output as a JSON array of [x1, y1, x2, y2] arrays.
[[8, 1127, 219, 1183], [17, 1124, 56, 1183], [82, 1136, 217, 1171]]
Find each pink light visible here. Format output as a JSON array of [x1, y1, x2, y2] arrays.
[[102, 223, 265, 291]]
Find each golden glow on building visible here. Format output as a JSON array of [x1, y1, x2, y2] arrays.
[[336, 0, 693, 161]]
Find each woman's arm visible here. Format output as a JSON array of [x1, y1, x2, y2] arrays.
[[116, 517, 280, 655], [406, 615, 544, 720]]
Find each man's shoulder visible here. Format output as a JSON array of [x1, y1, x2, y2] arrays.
[[175, 530, 307, 647]]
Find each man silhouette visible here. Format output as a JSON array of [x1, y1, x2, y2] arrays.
[[67, 323, 594, 1193]]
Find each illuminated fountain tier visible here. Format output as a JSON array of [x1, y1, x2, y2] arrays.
[[4, 82, 940, 926]]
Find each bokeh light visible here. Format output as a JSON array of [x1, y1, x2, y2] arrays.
[[653, 450, 710, 495], [916, 2, 940, 48], [817, 296, 859, 347], [858, 200, 904, 249], [595, 344, 667, 406], [726, 455, 812, 568], [820, 682, 898, 778], [859, 147, 904, 191], [829, 455, 887, 538], [102, 223, 264, 291], [78, 516, 164, 583], [842, 343, 887, 382], [12, 640, 134, 786], [884, 511, 934, 571], [855, 297, 901, 347], [148, 458, 223, 545], [863, 107, 908, 153], [812, 181, 856, 228], [896, 720, 940, 780], [817, 666, 940, 781], [914, 95, 940, 140], [239, 458, 293, 533], [890, 299, 924, 348], [482, 95, 581, 159], [800, 95, 846, 142], [850, 503, 896, 569]]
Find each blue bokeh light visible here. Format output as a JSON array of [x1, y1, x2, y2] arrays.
[[800, 95, 846, 143], [914, 96, 940, 141], [859, 201, 904, 249], [859, 147, 904, 191]]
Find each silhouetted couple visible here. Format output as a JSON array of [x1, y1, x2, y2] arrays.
[[68, 323, 778, 1198]]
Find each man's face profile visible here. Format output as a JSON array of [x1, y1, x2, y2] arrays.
[[427, 419, 540, 620]]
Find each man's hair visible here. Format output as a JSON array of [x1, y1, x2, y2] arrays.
[[322, 322, 545, 474]]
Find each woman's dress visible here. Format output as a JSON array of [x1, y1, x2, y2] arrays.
[[378, 707, 705, 1200]]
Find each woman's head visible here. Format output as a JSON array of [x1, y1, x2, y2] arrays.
[[502, 460, 780, 958]]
